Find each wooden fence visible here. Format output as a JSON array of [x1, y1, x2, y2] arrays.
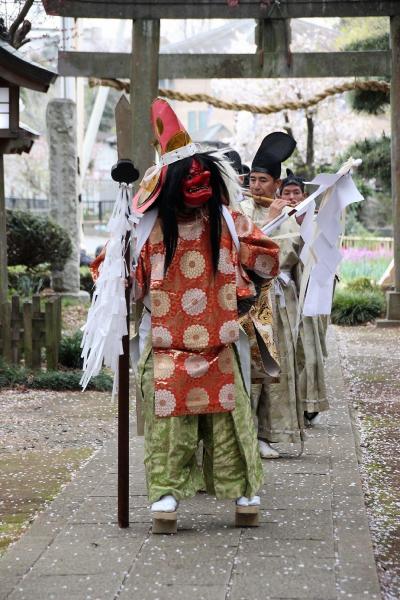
[[341, 236, 393, 253], [0, 294, 62, 370]]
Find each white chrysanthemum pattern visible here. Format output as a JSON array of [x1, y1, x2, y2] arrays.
[[219, 383, 235, 410], [218, 247, 235, 275], [219, 320, 239, 344], [218, 283, 236, 311], [218, 348, 233, 374], [186, 387, 210, 413], [152, 326, 172, 348], [239, 243, 251, 263], [150, 224, 163, 245], [254, 254, 275, 275], [180, 250, 206, 279], [183, 324, 209, 350], [152, 290, 171, 317], [234, 214, 253, 237], [181, 288, 207, 316], [236, 266, 248, 288], [155, 389, 176, 416], [150, 253, 165, 280], [154, 354, 175, 379], [184, 355, 209, 378], [179, 220, 204, 241]]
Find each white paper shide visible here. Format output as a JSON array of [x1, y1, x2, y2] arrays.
[[80, 184, 132, 391], [262, 158, 364, 318], [300, 159, 364, 316]]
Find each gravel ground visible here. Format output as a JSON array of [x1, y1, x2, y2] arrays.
[[336, 324, 400, 600], [0, 388, 117, 555], [0, 298, 117, 555], [62, 302, 90, 336]]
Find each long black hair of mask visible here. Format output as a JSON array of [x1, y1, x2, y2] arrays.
[[155, 152, 229, 275]]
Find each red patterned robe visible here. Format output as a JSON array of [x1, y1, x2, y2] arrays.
[[134, 210, 279, 418]]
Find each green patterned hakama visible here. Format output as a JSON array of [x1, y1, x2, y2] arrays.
[[138, 344, 263, 503]]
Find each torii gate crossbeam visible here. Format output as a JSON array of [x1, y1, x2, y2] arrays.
[[42, 0, 400, 20]]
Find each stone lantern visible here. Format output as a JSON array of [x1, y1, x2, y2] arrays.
[[0, 83, 15, 131], [0, 36, 57, 302]]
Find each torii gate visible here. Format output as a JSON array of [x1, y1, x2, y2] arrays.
[[42, 0, 400, 526]]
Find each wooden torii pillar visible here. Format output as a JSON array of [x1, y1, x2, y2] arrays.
[[387, 16, 400, 323], [104, 20, 161, 528], [113, 20, 160, 526], [131, 19, 160, 179], [378, 14, 400, 326]]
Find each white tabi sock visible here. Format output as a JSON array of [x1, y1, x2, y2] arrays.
[[150, 495, 178, 513]]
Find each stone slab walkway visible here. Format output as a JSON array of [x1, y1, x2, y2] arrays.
[[0, 329, 381, 600]]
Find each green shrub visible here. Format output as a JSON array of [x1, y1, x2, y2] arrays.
[[8, 265, 51, 297], [0, 359, 112, 391], [0, 359, 26, 388], [80, 266, 94, 297], [59, 330, 83, 369], [334, 136, 391, 194], [29, 370, 113, 391], [7, 210, 72, 270], [343, 203, 372, 236], [343, 34, 390, 116], [346, 277, 377, 292], [331, 288, 385, 325]]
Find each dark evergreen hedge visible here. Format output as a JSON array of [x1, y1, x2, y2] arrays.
[[344, 33, 390, 115], [7, 210, 72, 271], [335, 135, 391, 194], [0, 358, 112, 391], [59, 330, 84, 369], [331, 288, 385, 325]]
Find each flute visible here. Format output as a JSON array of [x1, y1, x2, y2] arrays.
[[243, 190, 274, 206]]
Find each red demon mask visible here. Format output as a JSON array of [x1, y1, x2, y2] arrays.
[[182, 159, 212, 207]]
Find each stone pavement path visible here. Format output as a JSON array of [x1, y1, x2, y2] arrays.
[[0, 330, 381, 600]]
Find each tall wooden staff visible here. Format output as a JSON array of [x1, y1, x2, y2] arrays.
[[113, 95, 140, 528]]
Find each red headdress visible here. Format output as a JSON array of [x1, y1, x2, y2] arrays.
[[132, 98, 199, 214]]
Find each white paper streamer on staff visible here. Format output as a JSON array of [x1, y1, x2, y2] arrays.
[[299, 158, 364, 317], [80, 183, 132, 391], [261, 178, 332, 237]]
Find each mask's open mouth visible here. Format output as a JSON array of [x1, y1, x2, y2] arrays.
[[182, 159, 212, 206], [188, 185, 209, 193]]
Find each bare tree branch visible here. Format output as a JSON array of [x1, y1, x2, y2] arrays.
[[13, 20, 31, 49], [8, 0, 34, 46], [17, 37, 31, 48]]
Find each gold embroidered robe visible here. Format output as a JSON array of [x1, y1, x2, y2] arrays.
[[134, 210, 279, 418]]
